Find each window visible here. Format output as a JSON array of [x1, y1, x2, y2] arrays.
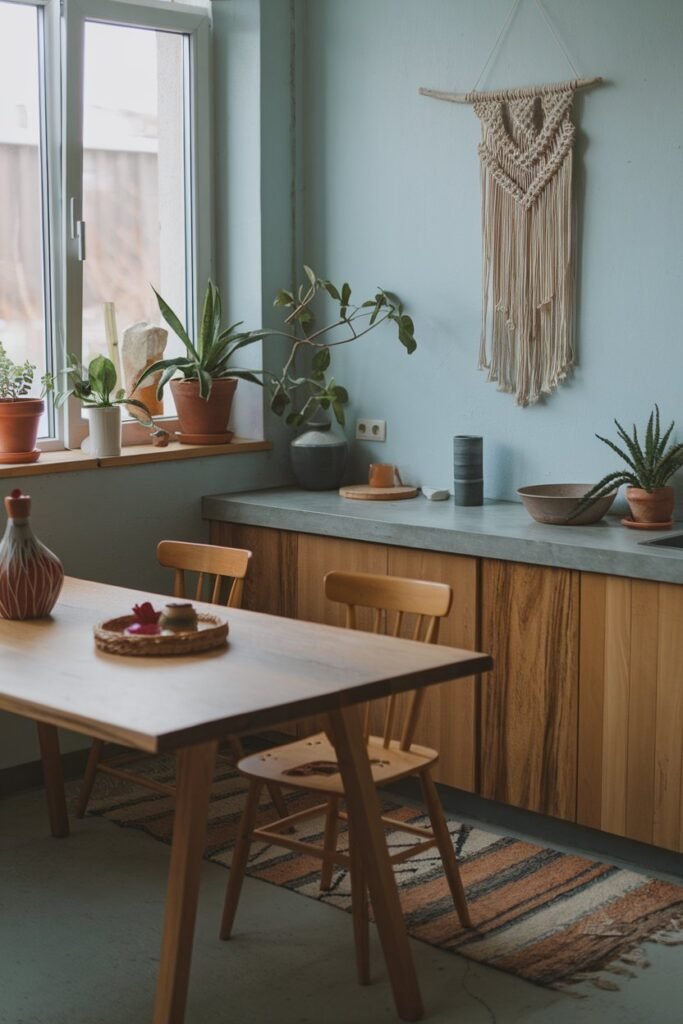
[[0, 0, 211, 448], [0, 0, 54, 440]]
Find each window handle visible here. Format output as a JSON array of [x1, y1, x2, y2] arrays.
[[75, 219, 86, 262], [69, 197, 86, 262]]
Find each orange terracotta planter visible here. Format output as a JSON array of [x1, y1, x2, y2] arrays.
[[0, 398, 44, 464], [626, 486, 675, 525], [170, 378, 237, 440]]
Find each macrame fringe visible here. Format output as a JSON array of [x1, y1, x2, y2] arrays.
[[475, 89, 576, 406]]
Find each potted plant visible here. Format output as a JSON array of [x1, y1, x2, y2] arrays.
[[0, 342, 45, 465], [45, 353, 151, 458], [570, 406, 683, 527], [264, 267, 417, 489], [134, 281, 267, 443]]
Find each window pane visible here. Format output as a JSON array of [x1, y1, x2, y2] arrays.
[[82, 22, 190, 420], [0, 2, 50, 433]]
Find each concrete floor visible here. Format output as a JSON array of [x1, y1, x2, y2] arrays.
[[1, 786, 682, 1024]]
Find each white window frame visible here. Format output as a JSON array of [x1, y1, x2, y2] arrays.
[[55, 0, 213, 449]]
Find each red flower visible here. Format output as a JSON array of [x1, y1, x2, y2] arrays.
[[132, 601, 161, 624]]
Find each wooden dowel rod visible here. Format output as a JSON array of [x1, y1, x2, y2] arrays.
[[419, 76, 603, 104]]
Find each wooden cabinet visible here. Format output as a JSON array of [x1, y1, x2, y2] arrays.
[[479, 560, 579, 820], [578, 574, 683, 851], [209, 518, 683, 850], [209, 522, 297, 618]]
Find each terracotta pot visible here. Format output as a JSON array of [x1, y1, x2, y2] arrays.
[[0, 398, 44, 464], [170, 378, 237, 438], [626, 486, 675, 525]]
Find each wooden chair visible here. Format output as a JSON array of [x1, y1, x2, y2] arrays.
[[219, 569, 472, 985], [76, 540, 287, 820]]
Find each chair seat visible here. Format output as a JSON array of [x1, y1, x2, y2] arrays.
[[238, 732, 439, 796]]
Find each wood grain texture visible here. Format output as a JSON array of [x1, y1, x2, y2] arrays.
[[387, 548, 479, 792], [577, 573, 606, 829], [578, 575, 683, 853], [153, 740, 218, 1024], [601, 577, 632, 836], [296, 535, 387, 735], [654, 584, 683, 850], [480, 560, 579, 819], [0, 577, 491, 754], [210, 523, 297, 618]]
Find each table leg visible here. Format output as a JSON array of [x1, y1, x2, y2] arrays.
[[36, 722, 69, 838], [327, 706, 424, 1022], [153, 740, 218, 1024]]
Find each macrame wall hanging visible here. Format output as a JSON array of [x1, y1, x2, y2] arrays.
[[421, 0, 603, 407]]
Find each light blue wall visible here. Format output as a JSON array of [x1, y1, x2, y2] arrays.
[[301, 0, 683, 502]]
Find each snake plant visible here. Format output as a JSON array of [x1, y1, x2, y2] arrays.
[[135, 281, 268, 400]]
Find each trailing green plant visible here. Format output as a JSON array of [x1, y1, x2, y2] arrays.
[[135, 280, 268, 400], [267, 265, 417, 427], [44, 354, 151, 422], [569, 405, 683, 519], [0, 342, 36, 401]]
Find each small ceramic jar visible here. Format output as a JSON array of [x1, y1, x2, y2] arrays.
[[159, 602, 198, 632]]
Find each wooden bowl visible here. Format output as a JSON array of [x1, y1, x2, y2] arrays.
[[517, 484, 617, 526]]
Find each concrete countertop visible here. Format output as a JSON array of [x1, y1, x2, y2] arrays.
[[202, 488, 683, 586]]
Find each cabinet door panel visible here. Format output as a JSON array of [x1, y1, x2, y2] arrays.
[[387, 548, 478, 792], [296, 534, 387, 626], [296, 534, 388, 735], [210, 522, 297, 618], [579, 575, 683, 852], [480, 560, 579, 820]]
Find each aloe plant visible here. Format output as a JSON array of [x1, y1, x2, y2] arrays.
[[569, 406, 683, 519], [135, 281, 267, 400]]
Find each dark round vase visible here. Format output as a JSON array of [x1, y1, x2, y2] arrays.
[[290, 419, 348, 491]]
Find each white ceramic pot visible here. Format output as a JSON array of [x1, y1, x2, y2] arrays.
[[86, 406, 122, 458]]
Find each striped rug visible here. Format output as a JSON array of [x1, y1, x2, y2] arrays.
[[80, 752, 683, 994]]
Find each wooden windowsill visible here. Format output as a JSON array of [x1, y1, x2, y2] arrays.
[[0, 437, 272, 479]]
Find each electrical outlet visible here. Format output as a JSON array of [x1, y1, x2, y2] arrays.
[[355, 419, 386, 442]]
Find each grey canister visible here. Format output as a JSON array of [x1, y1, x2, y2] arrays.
[[453, 436, 483, 506], [290, 419, 349, 490]]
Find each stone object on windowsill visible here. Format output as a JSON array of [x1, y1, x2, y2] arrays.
[[121, 322, 168, 418], [151, 428, 173, 447]]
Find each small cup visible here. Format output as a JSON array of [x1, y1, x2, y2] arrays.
[[369, 463, 403, 488], [159, 602, 198, 632]]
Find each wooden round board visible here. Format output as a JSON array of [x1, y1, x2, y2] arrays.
[[339, 484, 418, 501]]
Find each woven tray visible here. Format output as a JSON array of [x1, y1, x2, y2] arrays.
[[94, 612, 229, 657]]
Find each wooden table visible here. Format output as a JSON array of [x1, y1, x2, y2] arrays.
[[0, 578, 492, 1024]]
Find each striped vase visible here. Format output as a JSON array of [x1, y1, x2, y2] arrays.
[[0, 489, 64, 619]]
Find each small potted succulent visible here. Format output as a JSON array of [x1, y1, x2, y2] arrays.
[[134, 281, 267, 443], [571, 406, 683, 527], [0, 342, 45, 465], [46, 353, 151, 457]]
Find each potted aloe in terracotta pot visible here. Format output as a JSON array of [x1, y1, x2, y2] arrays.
[[0, 343, 44, 464], [134, 282, 266, 444], [570, 406, 683, 528]]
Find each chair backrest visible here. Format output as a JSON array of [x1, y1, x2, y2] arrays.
[[157, 540, 252, 608], [324, 570, 453, 752]]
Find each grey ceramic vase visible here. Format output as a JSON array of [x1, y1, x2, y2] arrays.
[[290, 419, 349, 491]]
